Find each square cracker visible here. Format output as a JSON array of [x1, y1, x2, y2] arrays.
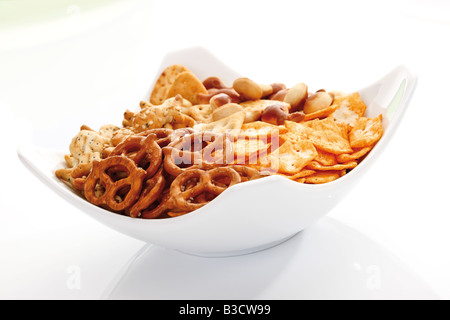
[[330, 92, 367, 127]]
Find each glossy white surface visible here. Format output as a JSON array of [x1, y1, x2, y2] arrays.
[[17, 48, 417, 257], [104, 217, 437, 300], [1, 0, 450, 299]]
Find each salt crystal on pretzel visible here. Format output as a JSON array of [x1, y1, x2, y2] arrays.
[[84, 156, 147, 212]]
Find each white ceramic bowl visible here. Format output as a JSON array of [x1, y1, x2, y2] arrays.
[[17, 47, 417, 257]]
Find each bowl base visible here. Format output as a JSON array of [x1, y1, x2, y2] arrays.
[[174, 232, 300, 258]]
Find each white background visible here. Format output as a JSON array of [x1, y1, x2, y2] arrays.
[[1, 0, 449, 299]]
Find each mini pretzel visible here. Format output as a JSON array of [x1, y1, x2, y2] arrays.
[[136, 128, 174, 147], [128, 167, 166, 218], [109, 134, 162, 179], [171, 167, 241, 211], [84, 156, 147, 212], [140, 167, 241, 219], [228, 165, 265, 182], [162, 131, 233, 176]]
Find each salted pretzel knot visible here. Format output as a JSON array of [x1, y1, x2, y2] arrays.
[[162, 131, 233, 176], [140, 167, 241, 219], [127, 167, 166, 218], [110, 133, 162, 179], [84, 156, 146, 212]]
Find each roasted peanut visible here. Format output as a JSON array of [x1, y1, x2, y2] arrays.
[[261, 104, 289, 125], [261, 103, 305, 125], [260, 83, 274, 98], [196, 88, 240, 105], [203, 76, 228, 90], [210, 93, 232, 109], [303, 90, 334, 114], [284, 82, 308, 113], [233, 77, 263, 101], [269, 88, 288, 101]]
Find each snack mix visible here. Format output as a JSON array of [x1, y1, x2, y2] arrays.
[[55, 64, 384, 219]]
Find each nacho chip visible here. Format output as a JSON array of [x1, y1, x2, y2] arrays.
[[349, 114, 383, 148], [165, 71, 208, 104], [150, 64, 191, 105]]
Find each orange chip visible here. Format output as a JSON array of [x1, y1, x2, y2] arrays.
[[233, 137, 271, 163], [314, 148, 337, 166], [271, 140, 318, 175], [306, 126, 352, 155], [330, 92, 367, 127], [239, 122, 286, 140], [349, 114, 383, 148], [304, 117, 348, 140], [306, 160, 358, 171], [304, 170, 346, 184], [279, 169, 316, 180], [336, 146, 372, 163], [303, 105, 338, 121], [285, 120, 352, 155]]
